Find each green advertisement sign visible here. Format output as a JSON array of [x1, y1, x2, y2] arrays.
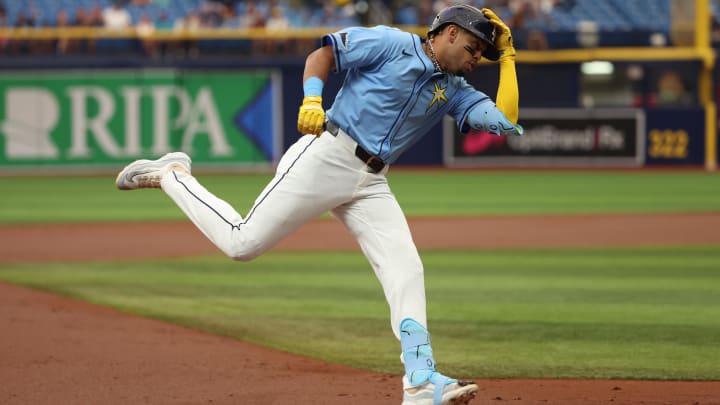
[[0, 69, 278, 171]]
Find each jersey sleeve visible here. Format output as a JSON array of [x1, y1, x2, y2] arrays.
[[465, 100, 524, 136], [321, 26, 392, 73], [449, 78, 523, 137]]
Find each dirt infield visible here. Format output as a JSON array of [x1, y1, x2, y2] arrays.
[[2, 214, 720, 404]]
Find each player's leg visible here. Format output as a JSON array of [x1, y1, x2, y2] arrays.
[[117, 133, 359, 261], [159, 134, 359, 261], [331, 181, 478, 405], [331, 177, 427, 335]]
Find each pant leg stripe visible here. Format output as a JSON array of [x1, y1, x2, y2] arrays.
[[170, 136, 319, 231]]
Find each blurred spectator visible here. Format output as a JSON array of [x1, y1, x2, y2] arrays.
[[433, 0, 456, 14], [266, 6, 289, 31], [70, 7, 90, 53], [151, 9, 174, 57], [186, 11, 203, 31], [9, 11, 36, 54], [316, 0, 360, 27], [88, 5, 105, 27], [653, 69, 692, 106], [55, 9, 71, 54], [219, 3, 242, 28], [173, 11, 201, 58], [136, 13, 155, 36], [417, 0, 436, 25], [394, 1, 419, 25], [553, 0, 575, 11], [103, 1, 132, 30], [258, 5, 290, 54], [136, 13, 157, 57], [711, 13, 720, 48], [28, 3, 56, 54], [199, 0, 225, 27], [216, 0, 242, 7], [15, 11, 36, 28], [75, 5, 103, 53], [509, 0, 550, 50], [53, 6, 98, 55], [239, 0, 267, 29], [0, 2, 9, 54], [240, 0, 268, 54]]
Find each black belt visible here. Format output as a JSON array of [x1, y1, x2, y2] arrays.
[[325, 121, 386, 173]]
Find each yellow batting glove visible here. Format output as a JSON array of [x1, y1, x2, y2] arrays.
[[481, 8, 515, 59], [297, 96, 325, 136]]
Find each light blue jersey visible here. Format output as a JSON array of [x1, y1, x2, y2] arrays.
[[323, 25, 520, 164]]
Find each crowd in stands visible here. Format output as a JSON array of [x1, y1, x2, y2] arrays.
[[0, 0, 707, 57]]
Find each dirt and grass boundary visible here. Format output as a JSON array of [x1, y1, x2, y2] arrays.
[[2, 214, 719, 404]]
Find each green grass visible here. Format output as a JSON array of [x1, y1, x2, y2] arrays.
[[3, 170, 719, 380], [1, 171, 719, 223], [1, 246, 719, 380]]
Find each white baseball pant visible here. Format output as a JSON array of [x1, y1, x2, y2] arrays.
[[160, 128, 427, 338]]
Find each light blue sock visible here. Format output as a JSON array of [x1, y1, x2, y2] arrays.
[[400, 318, 439, 386], [400, 318, 458, 404]]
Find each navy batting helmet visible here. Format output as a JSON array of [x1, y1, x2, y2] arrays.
[[428, 4, 500, 61]]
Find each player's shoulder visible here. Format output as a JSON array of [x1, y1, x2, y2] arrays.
[[328, 25, 411, 42], [324, 25, 420, 58], [368, 25, 421, 53], [373, 25, 419, 42]]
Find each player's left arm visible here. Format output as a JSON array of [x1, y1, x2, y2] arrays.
[[482, 7, 519, 124], [464, 99, 523, 136]]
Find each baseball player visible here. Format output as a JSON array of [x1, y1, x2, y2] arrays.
[[116, 5, 522, 405]]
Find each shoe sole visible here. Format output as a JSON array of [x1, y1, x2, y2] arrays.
[[402, 382, 479, 405], [116, 152, 191, 190], [445, 383, 478, 405], [447, 389, 477, 405]]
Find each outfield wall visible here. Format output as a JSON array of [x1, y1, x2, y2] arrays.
[[0, 55, 713, 173]]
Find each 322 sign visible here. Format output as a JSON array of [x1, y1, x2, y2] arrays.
[[648, 129, 688, 159], [644, 108, 704, 165]]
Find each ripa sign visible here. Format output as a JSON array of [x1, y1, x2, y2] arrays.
[[0, 70, 279, 171]]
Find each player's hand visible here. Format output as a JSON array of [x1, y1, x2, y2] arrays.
[[481, 8, 515, 59], [297, 96, 325, 136]]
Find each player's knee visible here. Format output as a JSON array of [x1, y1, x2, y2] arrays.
[[226, 239, 263, 262], [230, 251, 260, 262]]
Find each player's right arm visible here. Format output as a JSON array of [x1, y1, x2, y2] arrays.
[[298, 46, 335, 136]]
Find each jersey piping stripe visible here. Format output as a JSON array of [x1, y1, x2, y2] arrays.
[[170, 136, 319, 230], [242, 136, 318, 225], [378, 33, 429, 160], [323, 34, 343, 72]]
